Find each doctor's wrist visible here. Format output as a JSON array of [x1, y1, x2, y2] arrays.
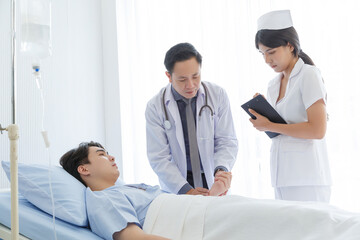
[[178, 183, 193, 194]]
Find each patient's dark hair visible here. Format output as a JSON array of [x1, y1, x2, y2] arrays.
[[59, 141, 104, 186], [255, 27, 315, 66], [164, 42, 202, 75]]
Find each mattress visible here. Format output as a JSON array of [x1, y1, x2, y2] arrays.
[[0, 191, 103, 240]]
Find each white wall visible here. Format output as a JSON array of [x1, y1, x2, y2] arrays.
[[0, 0, 120, 188], [101, 0, 123, 178]]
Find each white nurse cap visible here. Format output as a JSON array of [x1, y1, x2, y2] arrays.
[[257, 10, 293, 31]]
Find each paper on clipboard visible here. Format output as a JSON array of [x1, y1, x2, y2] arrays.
[[241, 95, 287, 138]]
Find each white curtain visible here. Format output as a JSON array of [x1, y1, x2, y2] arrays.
[[116, 0, 360, 212]]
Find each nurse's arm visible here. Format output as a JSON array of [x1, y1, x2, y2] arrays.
[[249, 99, 327, 139], [113, 223, 170, 240]]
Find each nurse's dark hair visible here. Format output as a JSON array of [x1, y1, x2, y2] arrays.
[[164, 42, 202, 75], [255, 27, 315, 66], [256, 27, 329, 120], [59, 141, 104, 186]]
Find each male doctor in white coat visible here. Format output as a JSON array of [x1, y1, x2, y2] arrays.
[[146, 43, 238, 195]]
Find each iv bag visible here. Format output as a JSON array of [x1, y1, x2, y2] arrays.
[[20, 0, 52, 59]]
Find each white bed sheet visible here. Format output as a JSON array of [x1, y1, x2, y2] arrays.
[[144, 194, 360, 240], [0, 191, 103, 240]]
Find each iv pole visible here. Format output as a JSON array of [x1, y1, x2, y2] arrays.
[[0, 0, 20, 239], [9, 0, 19, 237]]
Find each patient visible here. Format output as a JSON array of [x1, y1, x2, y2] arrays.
[[60, 142, 360, 240], [60, 141, 230, 240]]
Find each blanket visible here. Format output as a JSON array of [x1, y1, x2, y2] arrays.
[[143, 194, 360, 240]]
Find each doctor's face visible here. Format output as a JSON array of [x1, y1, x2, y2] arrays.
[[258, 43, 295, 74], [166, 57, 201, 99]]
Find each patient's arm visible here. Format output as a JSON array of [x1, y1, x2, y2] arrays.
[[209, 171, 232, 196], [113, 223, 170, 240], [186, 187, 209, 196], [209, 179, 226, 196]]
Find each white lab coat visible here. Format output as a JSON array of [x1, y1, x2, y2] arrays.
[[146, 81, 238, 193], [267, 58, 332, 188]]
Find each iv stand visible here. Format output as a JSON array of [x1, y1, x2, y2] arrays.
[[0, 0, 20, 239]]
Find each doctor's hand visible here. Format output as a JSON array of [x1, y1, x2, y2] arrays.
[[249, 109, 272, 132], [186, 187, 209, 196], [209, 171, 232, 196]]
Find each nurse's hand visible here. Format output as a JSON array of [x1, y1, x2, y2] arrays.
[[249, 109, 271, 131], [186, 187, 209, 196], [253, 93, 265, 99]]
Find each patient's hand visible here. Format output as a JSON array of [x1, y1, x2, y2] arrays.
[[209, 171, 232, 196], [186, 187, 209, 196], [113, 223, 170, 240], [209, 180, 225, 196]]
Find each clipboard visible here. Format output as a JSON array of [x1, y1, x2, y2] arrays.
[[241, 95, 287, 138]]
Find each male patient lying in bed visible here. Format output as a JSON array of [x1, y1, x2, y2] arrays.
[[60, 141, 360, 240], [60, 141, 229, 240]]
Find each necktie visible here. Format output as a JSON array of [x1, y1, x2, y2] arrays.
[[185, 98, 203, 188]]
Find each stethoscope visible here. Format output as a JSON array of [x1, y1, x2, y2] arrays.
[[162, 82, 214, 130]]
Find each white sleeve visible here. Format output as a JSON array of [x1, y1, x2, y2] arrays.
[[301, 66, 327, 109], [213, 87, 238, 171], [145, 100, 188, 193]]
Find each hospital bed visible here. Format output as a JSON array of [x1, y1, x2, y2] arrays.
[[0, 190, 28, 240], [0, 161, 104, 240], [1, 160, 360, 240], [0, 190, 102, 240]]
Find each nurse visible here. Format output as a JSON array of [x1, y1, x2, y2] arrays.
[[146, 43, 238, 195], [250, 10, 332, 202]]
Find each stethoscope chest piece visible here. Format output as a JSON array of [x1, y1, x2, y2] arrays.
[[164, 120, 171, 130]]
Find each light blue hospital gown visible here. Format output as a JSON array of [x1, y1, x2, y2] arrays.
[[86, 183, 165, 240]]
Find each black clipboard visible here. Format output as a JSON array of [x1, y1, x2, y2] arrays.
[[241, 95, 287, 138]]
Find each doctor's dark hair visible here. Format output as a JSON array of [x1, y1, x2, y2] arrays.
[[59, 141, 104, 186], [255, 27, 315, 66], [164, 42, 202, 74]]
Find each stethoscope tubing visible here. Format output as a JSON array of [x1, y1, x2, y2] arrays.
[[162, 82, 213, 130]]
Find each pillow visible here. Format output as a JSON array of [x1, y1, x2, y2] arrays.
[[1, 161, 87, 226]]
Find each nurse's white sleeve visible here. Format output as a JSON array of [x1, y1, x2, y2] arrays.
[[301, 66, 327, 109], [213, 88, 238, 171], [145, 101, 188, 194]]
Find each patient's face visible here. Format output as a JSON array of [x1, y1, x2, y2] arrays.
[[86, 146, 119, 182]]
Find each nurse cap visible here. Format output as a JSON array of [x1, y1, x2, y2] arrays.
[[257, 10, 293, 31]]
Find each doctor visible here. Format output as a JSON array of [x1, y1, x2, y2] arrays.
[[146, 43, 238, 195], [249, 10, 332, 202]]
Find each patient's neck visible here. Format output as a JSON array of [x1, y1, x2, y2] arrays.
[[86, 178, 116, 191]]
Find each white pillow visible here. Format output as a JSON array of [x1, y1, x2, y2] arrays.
[[1, 161, 87, 226]]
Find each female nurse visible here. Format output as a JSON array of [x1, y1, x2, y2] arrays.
[[250, 10, 332, 202]]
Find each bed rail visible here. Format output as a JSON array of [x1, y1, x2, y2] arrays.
[[0, 223, 29, 240]]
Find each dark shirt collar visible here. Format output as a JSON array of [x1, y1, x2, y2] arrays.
[[171, 85, 198, 102]]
